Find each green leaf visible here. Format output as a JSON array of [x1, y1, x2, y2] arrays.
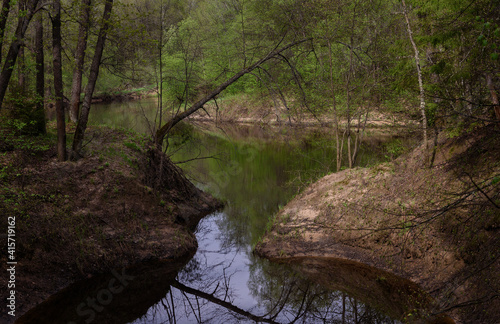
[[491, 53, 499, 60]]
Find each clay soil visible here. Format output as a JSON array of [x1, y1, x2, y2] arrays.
[[255, 125, 500, 324], [0, 124, 222, 323]]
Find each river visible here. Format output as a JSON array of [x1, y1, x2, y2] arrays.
[[27, 98, 421, 323]]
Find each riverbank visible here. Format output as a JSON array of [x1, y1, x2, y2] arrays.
[[189, 93, 415, 132], [91, 85, 157, 104], [0, 124, 222, 323], [255, 124, 500, 323]]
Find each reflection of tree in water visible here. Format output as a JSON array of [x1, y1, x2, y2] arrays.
[[216, 204, 252, 249], [134, 254, 397, 323], [247, 256, 398, 324]]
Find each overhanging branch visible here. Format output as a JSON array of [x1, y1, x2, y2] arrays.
[[155, 38, 312, 143]]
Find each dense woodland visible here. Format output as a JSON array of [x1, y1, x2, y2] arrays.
[[0, 0, 498, 162]]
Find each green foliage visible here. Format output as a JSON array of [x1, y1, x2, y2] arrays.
[[0, 0, 493, 147], [124, 141, 141, 152], [475, 16, 500, 61], [4, 90, 46, 136], [425, 102, 439, 127], [383, 138, 407, 161], [0, 114, 52, 153], [404, 0, 500, 135]]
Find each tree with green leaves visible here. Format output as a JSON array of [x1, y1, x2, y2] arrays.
[[0, 0, 41, 110], [71, 0, 114, 160], [155, 37, 312, 144], [403, 0, 499, 134]]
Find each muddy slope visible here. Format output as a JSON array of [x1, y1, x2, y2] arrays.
[[255, 125, 499, 323], [0, 126, 222, 323]]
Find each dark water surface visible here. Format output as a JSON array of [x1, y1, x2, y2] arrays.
[[23, 100, 424, 323]]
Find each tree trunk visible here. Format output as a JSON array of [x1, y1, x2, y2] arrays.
[[156, 3, 164, 145], [402, 0, 428, 154], [18, 45, 26, 91], [69, 0, 92, 123], [328, 39, 342, 171], [71, 0, 114, 160], [486, 74, 500, 120], [0, 0, 40, 110], [352, 110, 368, 165], [346, 34, 354, 169], [346, 4, 357, 169], [52, 0, 66, 161], [35, 12, 45, 134], [0, 0, 12, 63], [155, 38, 311, 144]]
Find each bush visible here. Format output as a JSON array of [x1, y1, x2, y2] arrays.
[[4, 89, 46, 136]]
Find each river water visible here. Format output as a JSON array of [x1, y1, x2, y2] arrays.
[[26, 98, 422, 323]]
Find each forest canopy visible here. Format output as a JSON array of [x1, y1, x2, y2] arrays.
[[0, 0, 498, 160]]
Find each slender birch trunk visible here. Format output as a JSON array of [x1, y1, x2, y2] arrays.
[[402, 0, 428, 154]]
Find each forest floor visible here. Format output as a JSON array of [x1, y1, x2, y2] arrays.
[[0, 123, 222, 323], [255, 124, 500, 324]]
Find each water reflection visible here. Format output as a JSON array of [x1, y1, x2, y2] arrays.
[[131, 212, 404, 324], [89, 98, 157, 129]]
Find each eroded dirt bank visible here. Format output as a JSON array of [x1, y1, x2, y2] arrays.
[[255, 125, 499, 323], [0, 125, 222, 323]]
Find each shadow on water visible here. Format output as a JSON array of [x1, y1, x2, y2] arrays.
[[16, 258, 189, 324], [27, 99, 437, 323]]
